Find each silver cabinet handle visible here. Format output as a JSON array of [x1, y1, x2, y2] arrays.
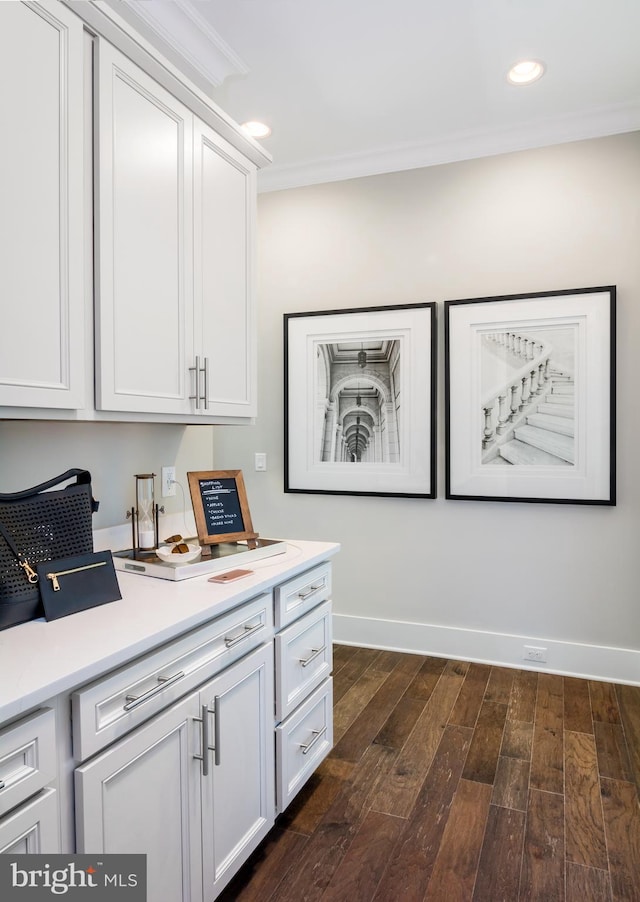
[[0, 780, 5, 791], [213, 695, 221, 766], [203, 357, 209, 409], [299, 726, 327, 756], [123, 670, 185, 711], [189, 356, 201, 409], [224, 621, 263, 648], [193, 704, 216, 776], [298, 582, 324, 601], [299, 646, 326, 668]]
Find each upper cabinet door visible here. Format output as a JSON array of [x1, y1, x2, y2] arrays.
[[94, 42, 195, 415], [0, 1, 85, 409], [193, 121, 257, 418]]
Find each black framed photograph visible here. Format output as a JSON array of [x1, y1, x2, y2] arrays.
[[284, 303, 437, 498], [445, 286, 616, 505]]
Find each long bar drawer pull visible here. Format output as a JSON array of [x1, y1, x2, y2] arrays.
[[224, 621, 263, 648], [203, 357, 209, 409], [0, 780, 5, 791], [297, 581, 325, 601], [123, 670, 185, 711], [189, 356, 202, 409], [299, 726, 327, 756], [193, 705, 215, 776], [299, 646, 326, 668], [213, 695, 221, 767]]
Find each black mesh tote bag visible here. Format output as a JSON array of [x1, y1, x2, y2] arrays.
[[0, 469, 99, 630]]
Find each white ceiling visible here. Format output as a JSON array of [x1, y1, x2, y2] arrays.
[[119, 0, 640, 192]]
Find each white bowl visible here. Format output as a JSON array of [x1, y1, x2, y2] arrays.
[[155, 542, 202, 565]]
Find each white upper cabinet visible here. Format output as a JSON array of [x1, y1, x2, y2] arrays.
[[0, 1, 85, 409], [95, 44, 257, 421], [94, 42, 195, 416], [194, 121, 257, 419]]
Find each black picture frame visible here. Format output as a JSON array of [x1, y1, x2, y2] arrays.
[[445, 286, 616, 505], [284, 302, 437, 498]]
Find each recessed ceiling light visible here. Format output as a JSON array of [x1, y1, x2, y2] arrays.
[[241, 120, 272, 138], [507, 60, 546, 85]]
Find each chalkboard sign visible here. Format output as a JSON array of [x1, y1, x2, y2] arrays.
[[187, 470, 258, 545]]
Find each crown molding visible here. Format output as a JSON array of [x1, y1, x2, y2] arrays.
[[258, 101, 640, 193], [107, 0, 248, 88]]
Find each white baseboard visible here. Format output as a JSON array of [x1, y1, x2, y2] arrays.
[[333, 613, 640, 686]]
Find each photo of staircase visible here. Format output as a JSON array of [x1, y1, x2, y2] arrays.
[[481, 327, 577, 467], [495, 372, 574, 465]]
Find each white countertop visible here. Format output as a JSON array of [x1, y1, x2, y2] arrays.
[[0, 539, 340, 725]]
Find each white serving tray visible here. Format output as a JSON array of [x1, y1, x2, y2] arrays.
[[113, 538, 287, 581]]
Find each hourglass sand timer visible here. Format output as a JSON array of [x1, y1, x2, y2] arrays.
[[131, 473, 158, 553]]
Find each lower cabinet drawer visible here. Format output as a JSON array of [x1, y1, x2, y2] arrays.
[[275, 678, 333, 813], [275, 600, 332, 722], [0, 788, 60, 854], [274, 562, 331, 630], [0, 708, 56, 817]]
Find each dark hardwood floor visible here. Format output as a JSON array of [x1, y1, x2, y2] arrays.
[[219, 645, 640, 902]]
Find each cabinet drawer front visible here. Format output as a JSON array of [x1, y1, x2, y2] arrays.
[[0, 788, 60, 854], [275, 601, 332, 722], [0, 709, 56, 817], [275, 679, 333, 813], [274, 563, 331, 629], [72, 593, 273, 761]]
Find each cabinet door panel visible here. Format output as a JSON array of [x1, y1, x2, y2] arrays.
[[200, 643, 274, 898], [0, 1, 84, 408], [75, 693, 202, 902], [194, 122, 257, 417], [95, 42, 194, 414]]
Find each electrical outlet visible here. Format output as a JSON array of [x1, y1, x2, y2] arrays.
[[161, 466, 176, 497], [523, 645, 547, 663]]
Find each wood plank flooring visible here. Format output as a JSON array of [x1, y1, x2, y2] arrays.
[[218, 645, 640, 902]]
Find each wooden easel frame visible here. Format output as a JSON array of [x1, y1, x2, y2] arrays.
[[187, 470, 258, 545]]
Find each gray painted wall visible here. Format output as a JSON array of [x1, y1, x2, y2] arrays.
[[0, 422, 214, 528], [212, 132, 640, 678], [1, 132, 637, 678]]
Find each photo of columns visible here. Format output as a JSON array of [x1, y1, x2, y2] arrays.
[[285, 303, 436, 497], [315, 340, 401, 464]]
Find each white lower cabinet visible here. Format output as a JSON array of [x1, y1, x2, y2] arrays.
[[75, 692, 202, 901], [273, 565, 334, 814], [75, 643, 274, 902], [0, 553, 337, 901], [199, 644, 274, 896], [0, 707, 60, 854], [276, 679, 333, 812]]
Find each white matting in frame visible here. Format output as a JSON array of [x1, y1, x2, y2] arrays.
[[445, 286, 615, 504], [285, 303, 437, 498]]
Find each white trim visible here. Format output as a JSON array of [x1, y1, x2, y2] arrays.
[[333, 613, 640, 686], [117, 0, 248, 88], [258, 101, 640, 193]]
